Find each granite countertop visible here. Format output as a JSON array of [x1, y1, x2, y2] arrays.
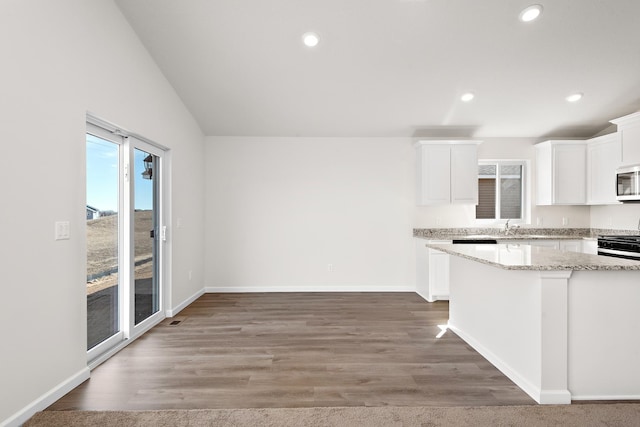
[[426, 242, 640, 271], [429, 234, 593, 242], [414, 227, 640, 241]]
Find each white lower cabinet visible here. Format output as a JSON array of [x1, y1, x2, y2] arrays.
[[505, 240, 529, 245], [529, 240, 560, 250], [427, 249, 450, 300], [416, 239, 451, 302], [511, 239, 583, 252]]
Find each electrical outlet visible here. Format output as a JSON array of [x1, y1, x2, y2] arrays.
[[536, 217, 543, 226], [562, 217, 569, 226], [188, 270, 193, 281], [55, 221, 70, 240], [327, 264, 334, 272]]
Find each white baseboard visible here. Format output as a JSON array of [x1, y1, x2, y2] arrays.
[[166, 288, 205, 317], [447, 323, 562, 405], [415, 291, 449, 303], [538, 389, 572, 405], [416, 291, 434, 302], [1, 367, 90, 427], [572, 394, 640, 401], [204, 285, 415, 293]]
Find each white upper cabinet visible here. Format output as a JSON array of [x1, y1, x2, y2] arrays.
[[535, 140, 587, 205], [450, 144, 480, 204], [416, 143, 451, 205], [415, 140, 481, 206], [587, 133, 621, 205], [610, 112, 640, 167]]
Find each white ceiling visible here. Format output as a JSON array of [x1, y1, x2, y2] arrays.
[[115, 0, 640, 138]]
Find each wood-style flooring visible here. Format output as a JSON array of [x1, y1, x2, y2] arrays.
[[48, 292, 535, 410]]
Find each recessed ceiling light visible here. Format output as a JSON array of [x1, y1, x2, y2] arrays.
[[566, 92, 583, 103], [461, 92, 475, 102], [519, 5, 543, 22], [302, 32, 320, 47]]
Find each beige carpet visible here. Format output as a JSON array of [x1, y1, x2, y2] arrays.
[[24, 404, 640, 426]]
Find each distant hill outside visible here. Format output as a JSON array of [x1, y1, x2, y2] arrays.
[[87, 210, 153, 294]]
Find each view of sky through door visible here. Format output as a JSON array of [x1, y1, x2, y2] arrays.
[[86, 135, 120, 350], [86, 132, 162, 353]]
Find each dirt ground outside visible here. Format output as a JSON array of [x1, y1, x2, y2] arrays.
[[87, 210, 154, 295]]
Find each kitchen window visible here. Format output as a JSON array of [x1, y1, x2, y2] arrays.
[[476, 161, 526, 221]]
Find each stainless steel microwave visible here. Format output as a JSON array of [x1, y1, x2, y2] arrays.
[[617, 165, 640, 201]]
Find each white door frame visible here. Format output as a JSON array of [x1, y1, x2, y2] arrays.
[[86, 114, 170, 368], [126, 137, 166, 339]]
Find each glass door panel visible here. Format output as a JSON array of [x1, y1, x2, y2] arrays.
[[86, 120, 165, 363], [86, 134, 120, 350], [133, 148, 159, 325]]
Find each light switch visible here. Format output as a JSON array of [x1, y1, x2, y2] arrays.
[[55, 221, 70, 240]]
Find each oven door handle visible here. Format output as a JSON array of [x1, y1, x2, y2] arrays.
[[597, 247, 638, 257]]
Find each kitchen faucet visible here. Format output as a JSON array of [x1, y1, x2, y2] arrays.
[[504, 219, 520, 235]]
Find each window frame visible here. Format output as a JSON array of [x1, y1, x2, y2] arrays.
[[475, 159, 530, 225]]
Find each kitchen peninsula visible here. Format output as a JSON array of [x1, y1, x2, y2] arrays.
[[426, 242, 640, 405]]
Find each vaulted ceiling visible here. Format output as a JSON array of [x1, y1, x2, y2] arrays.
[[115, 0, 640, 138]]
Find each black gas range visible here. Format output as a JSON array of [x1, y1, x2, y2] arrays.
[[597, 235, 640, 260]]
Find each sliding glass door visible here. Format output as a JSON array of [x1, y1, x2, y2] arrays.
[[86, 133, 122, 351], [133, 146, 161, 327], [86, 121, 165, 360]]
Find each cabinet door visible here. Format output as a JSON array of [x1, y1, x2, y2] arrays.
[[620, 122, 640, 166], [588, 135, 621, 205], [553, 144, 586, 204], [417, 145, 451, 205], [535, 144, 553, 205], [415, 239, 429, 297], [429, 249, 450, 298], [450, 144, 478, 204]]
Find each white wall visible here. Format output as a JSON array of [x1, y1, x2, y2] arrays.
[[204, 136, 593, 291], [205, 137, 416, 290], [0, 1, 204, 425], [591, 204, 640, 230]]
